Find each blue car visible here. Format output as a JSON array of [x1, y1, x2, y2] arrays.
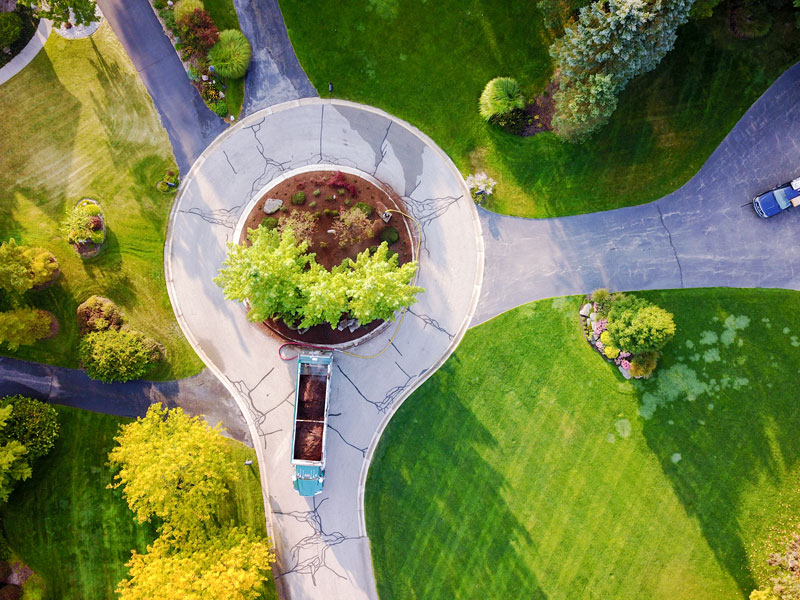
[[753, 182, 800, 218]]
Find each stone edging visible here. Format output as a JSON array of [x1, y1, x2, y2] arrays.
[[0, 18, 51, 86], [164, 98, 485, 590]]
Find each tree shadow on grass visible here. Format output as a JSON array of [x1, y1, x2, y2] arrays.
[[366, 356, 548, 600], [637, 354, 800, 595]]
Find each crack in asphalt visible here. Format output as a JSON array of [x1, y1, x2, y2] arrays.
[[657, 205, 685, 288]]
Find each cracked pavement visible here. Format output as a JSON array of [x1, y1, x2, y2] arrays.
[[165, 99, 483, 600], [474, 61, 800, 325]]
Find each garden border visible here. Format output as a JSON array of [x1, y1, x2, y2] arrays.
[[0, 18, 51, 86]]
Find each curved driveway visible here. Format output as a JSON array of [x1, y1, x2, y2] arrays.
[[474, 61, 800, 325], [165, 99, 483, 600]]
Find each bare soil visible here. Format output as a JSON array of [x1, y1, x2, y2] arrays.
[[294, 421, 323, 462], [240, 170, 414, 344], [521, 81, 557, 137], [297, 374, 326, 420]]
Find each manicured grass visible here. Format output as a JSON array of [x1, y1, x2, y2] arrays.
[[0, 24, 203, 379], [5, 405, 278, 600], [366, 289, 800, 599], [203, 0, 245, 117], [281, 0, 800, 217]]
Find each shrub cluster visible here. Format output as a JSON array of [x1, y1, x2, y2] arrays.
[[215, 227, 423, 328], [62, 200, 105, 247], [584, 289, 675, 378], [1, 395, 59, 462], [177, 7, 218, 57], [0, 238, 59, 295], [326, 171, 357, 197], [0, 308, 52, 351], [332, 207, 375, 248], [0, 12, 22, 48], [379, 226, 399, 245], [76, 295, 126, 335], [79, 329, 164, 383]]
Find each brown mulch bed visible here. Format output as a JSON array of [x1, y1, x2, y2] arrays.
[[241, 170, 414, 345], [294, 421, 323, 462], [520, 81, 557, 137]]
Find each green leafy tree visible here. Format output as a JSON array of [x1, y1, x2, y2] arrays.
[[208, 29, 252, 79], [339, 243, 422, 324], [0, 395, 59, 461], [0, 239, 32, 295], [78, 329, 163, 383], [0, 308, 52, 351], [549, 0, 693, 140], [478, 77, 525, 121], [108, 403, 238, 537], [0, 12, 22, 47], [551, 73, 618, 142], [214, 226, 311, 324], [0, 404, 30, 504], [297, 263, 349, 329], [117, 527, 275, 600], [607, 295, 676, 354]]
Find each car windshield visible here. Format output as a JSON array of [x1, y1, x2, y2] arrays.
[[773, 187, 792, 209]]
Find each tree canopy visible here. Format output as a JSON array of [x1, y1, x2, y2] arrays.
[[215, 226, 422, 328], [607, 294, 676, 354], [108, 403, 237, 536], [0, 404, 31, 504]]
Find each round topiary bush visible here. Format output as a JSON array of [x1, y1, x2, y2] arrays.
[[730, 1, 772, 39], [0, 308, 53, 351], [208, 29, 252, 79], [0, 12, 22, 48], [479, 77, 525, 122], [76, 295, 126, 335], [79, 329, 164, 383], [174, 0, 204, 22], [379, 226, 399, 245], [1, 395, 59, 461]]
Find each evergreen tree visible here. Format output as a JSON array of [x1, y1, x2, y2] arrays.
[[550, 0, 693, 140]]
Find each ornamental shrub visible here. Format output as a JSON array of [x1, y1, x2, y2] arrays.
[[211, 100, 228, 117], [0, 309, 52, 351], [629, 351, 660, 378], [174, 0, 204, 22], [354, 201, 373, 217], [591, 287, 610, 304], [326, 171, 357, 196], [79, 329, 164, 383], [607, 295, 676, 354], [604, 345, 620, 359], [332, 208, 375, 248], [278, 211, 317, 244], [0, 584, 21, 600], [76, 295, 126, 335], [479, 77, 525, 122], [599, 330, 612, 345], [290, 191, 306, 205], [379, 226, 399, 245], [207, 29, 251, 79], [0, 12, 22, 48], [62, 201, 105, 246], [177, 9, 218, 56], [262, 217, 278, 230], [0, 239, 58, 294], [1, 395, 59, 462]]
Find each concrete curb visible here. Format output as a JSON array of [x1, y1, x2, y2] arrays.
[[0, 18, 51, 86], [165, 97, 484, 598]]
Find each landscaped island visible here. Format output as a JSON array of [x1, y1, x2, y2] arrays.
[[216, 170, 423, 344]]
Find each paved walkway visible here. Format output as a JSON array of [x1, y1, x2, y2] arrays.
[[474, 60, 800, 325], [0, 357, 252, 445], [96, 0, 225, 174], [165, 99, 483, 600], [233, 0, 317, 116], [0, 18, 50, 85]]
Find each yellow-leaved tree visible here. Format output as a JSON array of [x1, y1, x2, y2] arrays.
[[116, 527, 275, 600]]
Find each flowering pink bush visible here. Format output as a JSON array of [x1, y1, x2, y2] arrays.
[[595, 340, 604, 351], [592, 318, 608, 337], [620, 359, 631, 370]]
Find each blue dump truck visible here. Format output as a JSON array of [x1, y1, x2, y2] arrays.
[[291, 352, 332, 496]]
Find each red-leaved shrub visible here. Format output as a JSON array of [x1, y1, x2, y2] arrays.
[[177, 9, 218, 56], [327, 171, 357, 197]]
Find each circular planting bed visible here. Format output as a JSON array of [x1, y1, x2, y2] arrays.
[[238, 169, 416, 345], [66, 198, 106, 259]]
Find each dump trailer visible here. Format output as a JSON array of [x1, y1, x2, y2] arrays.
[[291, 351, 332, 496]]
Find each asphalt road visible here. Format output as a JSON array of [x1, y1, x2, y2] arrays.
[[96, 0, 225, 174], [474, 60, 800, 325], [233, 0, 317, 116], [0, 357, 252, 445]]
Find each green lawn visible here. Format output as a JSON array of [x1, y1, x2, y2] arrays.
[[281, 0, 800, 217], [366, 288, 800, 599], [5, 405, 278, 600], [0, 23, 203, 379]]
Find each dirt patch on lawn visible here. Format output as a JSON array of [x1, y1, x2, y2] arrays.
[[520, 81, 557, 137]]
